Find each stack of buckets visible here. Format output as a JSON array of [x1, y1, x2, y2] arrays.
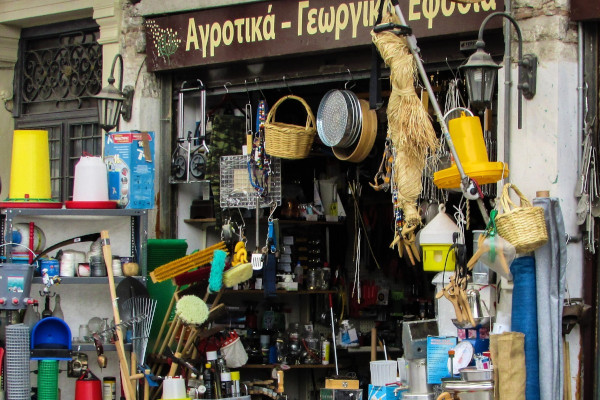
[[6, 130, 54, 203]]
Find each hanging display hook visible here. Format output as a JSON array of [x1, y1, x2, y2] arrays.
[[254, 77, 266, 99], [344, 68, 356, 90], [282, 75, 293, 95]]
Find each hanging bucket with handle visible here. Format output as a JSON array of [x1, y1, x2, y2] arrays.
[[75, 369, 103, 400]]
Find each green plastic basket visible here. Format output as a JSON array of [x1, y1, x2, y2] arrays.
[[37, 360, 59, 400]]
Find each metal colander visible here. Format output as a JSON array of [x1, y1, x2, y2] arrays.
[[317, 89, 361, 149]]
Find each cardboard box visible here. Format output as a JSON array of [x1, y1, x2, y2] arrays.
[[104, 131, 155, 209], [320, 388, 362, 400], [325, 378, 360, 389], [367, 385, 407, 400]]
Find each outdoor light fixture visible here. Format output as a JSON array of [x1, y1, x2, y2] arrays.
[[461, 11, 537, 129], [94, 53, 134, 133]]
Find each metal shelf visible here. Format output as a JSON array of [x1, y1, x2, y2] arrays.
[[32, 276, 146, 285], [0, 207, 148, 278], [72, 342, 132, 352]]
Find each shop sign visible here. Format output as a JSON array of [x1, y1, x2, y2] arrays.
[[145, 0, 498, 72]]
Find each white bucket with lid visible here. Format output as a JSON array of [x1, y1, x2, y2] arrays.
[[72, 156, 108, 201]]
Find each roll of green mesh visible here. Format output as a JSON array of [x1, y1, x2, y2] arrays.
[[38, 360, 59, 400]]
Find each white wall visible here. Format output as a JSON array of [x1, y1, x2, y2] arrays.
[[497, 48, 581, 400]]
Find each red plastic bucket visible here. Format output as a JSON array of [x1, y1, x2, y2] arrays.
[[75, 370, 102, 400]]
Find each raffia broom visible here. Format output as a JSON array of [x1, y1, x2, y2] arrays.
[[371, 10, 438, 227]]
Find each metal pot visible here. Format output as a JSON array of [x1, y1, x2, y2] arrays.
[[459, 367, 494, 382], [440, 380, 494, 400]]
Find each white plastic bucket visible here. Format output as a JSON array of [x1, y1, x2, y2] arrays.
[[162, 377, 186, 399], [370, 360, 398, 386], [72, 156, 108, 201]]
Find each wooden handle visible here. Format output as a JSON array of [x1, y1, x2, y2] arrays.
[[437, 392, 453, 400], [371, 328, 377, 361], [101, 230, 135, 400], [151, 287, 178, 354]]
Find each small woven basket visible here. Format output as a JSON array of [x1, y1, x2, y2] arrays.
[[495, 183, 548, 253], [265, 95, 316, 159]]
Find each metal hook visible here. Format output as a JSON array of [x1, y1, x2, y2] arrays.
[[283, 75, 293, 95], [254, 77, 266, 99], [268, 201, 277, 221], [344, 68, 356, 90], [244, 79, 251, 102], [224, 82, 231, 94]]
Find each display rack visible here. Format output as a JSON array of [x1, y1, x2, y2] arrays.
[[0, 208, 148, 278]]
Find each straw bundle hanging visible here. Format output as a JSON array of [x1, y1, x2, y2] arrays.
[[371, 11, 438, 227]]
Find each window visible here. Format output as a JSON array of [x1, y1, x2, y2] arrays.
[[14, 19, 102, 202]]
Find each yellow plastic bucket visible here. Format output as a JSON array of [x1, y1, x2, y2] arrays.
[[422, 244, 455, 272], [449, 114, 488, 165], [9, 130, 52, 201]]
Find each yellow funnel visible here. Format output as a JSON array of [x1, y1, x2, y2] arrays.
[[9, 130, 52, 201]]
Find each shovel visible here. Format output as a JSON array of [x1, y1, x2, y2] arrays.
[[251, 196, 263, 270]]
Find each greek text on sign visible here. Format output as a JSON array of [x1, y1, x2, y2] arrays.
[[145, 0, 497, 72]]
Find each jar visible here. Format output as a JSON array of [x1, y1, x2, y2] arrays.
[[111, 256, 123, 277], [306, 268, 320, 290], [90, 255, 107, 277], [319, 267, 331, 290]]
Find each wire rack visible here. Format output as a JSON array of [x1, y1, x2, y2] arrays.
[[6, 324, 30, 400], [220, 155, 281, 209]]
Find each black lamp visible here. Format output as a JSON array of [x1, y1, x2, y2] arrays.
[[94, 53, 134, 132], [461, 12, 537, 129]]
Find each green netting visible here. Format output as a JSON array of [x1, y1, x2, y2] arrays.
[[37, 360, 59, 400], [147, 239, 188, 353]]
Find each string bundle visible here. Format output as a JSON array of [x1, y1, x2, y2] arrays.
[[371, 11, 438, 227]]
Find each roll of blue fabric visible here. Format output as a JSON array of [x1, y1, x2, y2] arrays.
[[511, 255, 540, 400]]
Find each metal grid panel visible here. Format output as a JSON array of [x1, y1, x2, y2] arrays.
[[220, 155, 281, 209]]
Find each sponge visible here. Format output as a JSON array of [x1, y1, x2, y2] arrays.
[[208, 249, 227, 293], [223, 262, 253, 288], [175, 295, 209, 325]]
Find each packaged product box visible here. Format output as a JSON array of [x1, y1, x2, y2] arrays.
[[320, 388, 363, 400], [104, 131, 155, 209], [367, 385, 407, 400]]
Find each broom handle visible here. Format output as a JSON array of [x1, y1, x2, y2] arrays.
[[151, 287, 179, 355], [389, 0, 476, 200], [101, 230, 135, 400]]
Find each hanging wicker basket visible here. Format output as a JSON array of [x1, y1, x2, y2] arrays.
[[264, 95, 316, 159], [495, 183, 548, 253]]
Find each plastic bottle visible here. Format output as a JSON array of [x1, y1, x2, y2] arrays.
[[220, 371, 232, 398], [187, 373, 199, 399], [321, 335, 330, 365], [203, 363, 214, 399], [294, 261, 303, 288], [230, 371, 241, 397]]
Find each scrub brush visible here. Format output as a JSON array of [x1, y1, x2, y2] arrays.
[[175, 295, 209, 326], [223, 262, 253, 288], [208, 249, 227, 293]]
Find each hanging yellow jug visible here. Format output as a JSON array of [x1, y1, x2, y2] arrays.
[[434, 113, 509, 189]]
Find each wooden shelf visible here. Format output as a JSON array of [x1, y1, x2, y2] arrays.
[[184, 218, 217, 227], [183, 218, 345, 227], [32, 276, 145, 285], [223, 289, 337, 295], [240, 364, 335, 369]]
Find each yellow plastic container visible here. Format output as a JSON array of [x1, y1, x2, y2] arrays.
[[449, 114, 489, 165], [434, 114, 509, 189], [422, 244, 456, 272], [9, 130, 52, 201]]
